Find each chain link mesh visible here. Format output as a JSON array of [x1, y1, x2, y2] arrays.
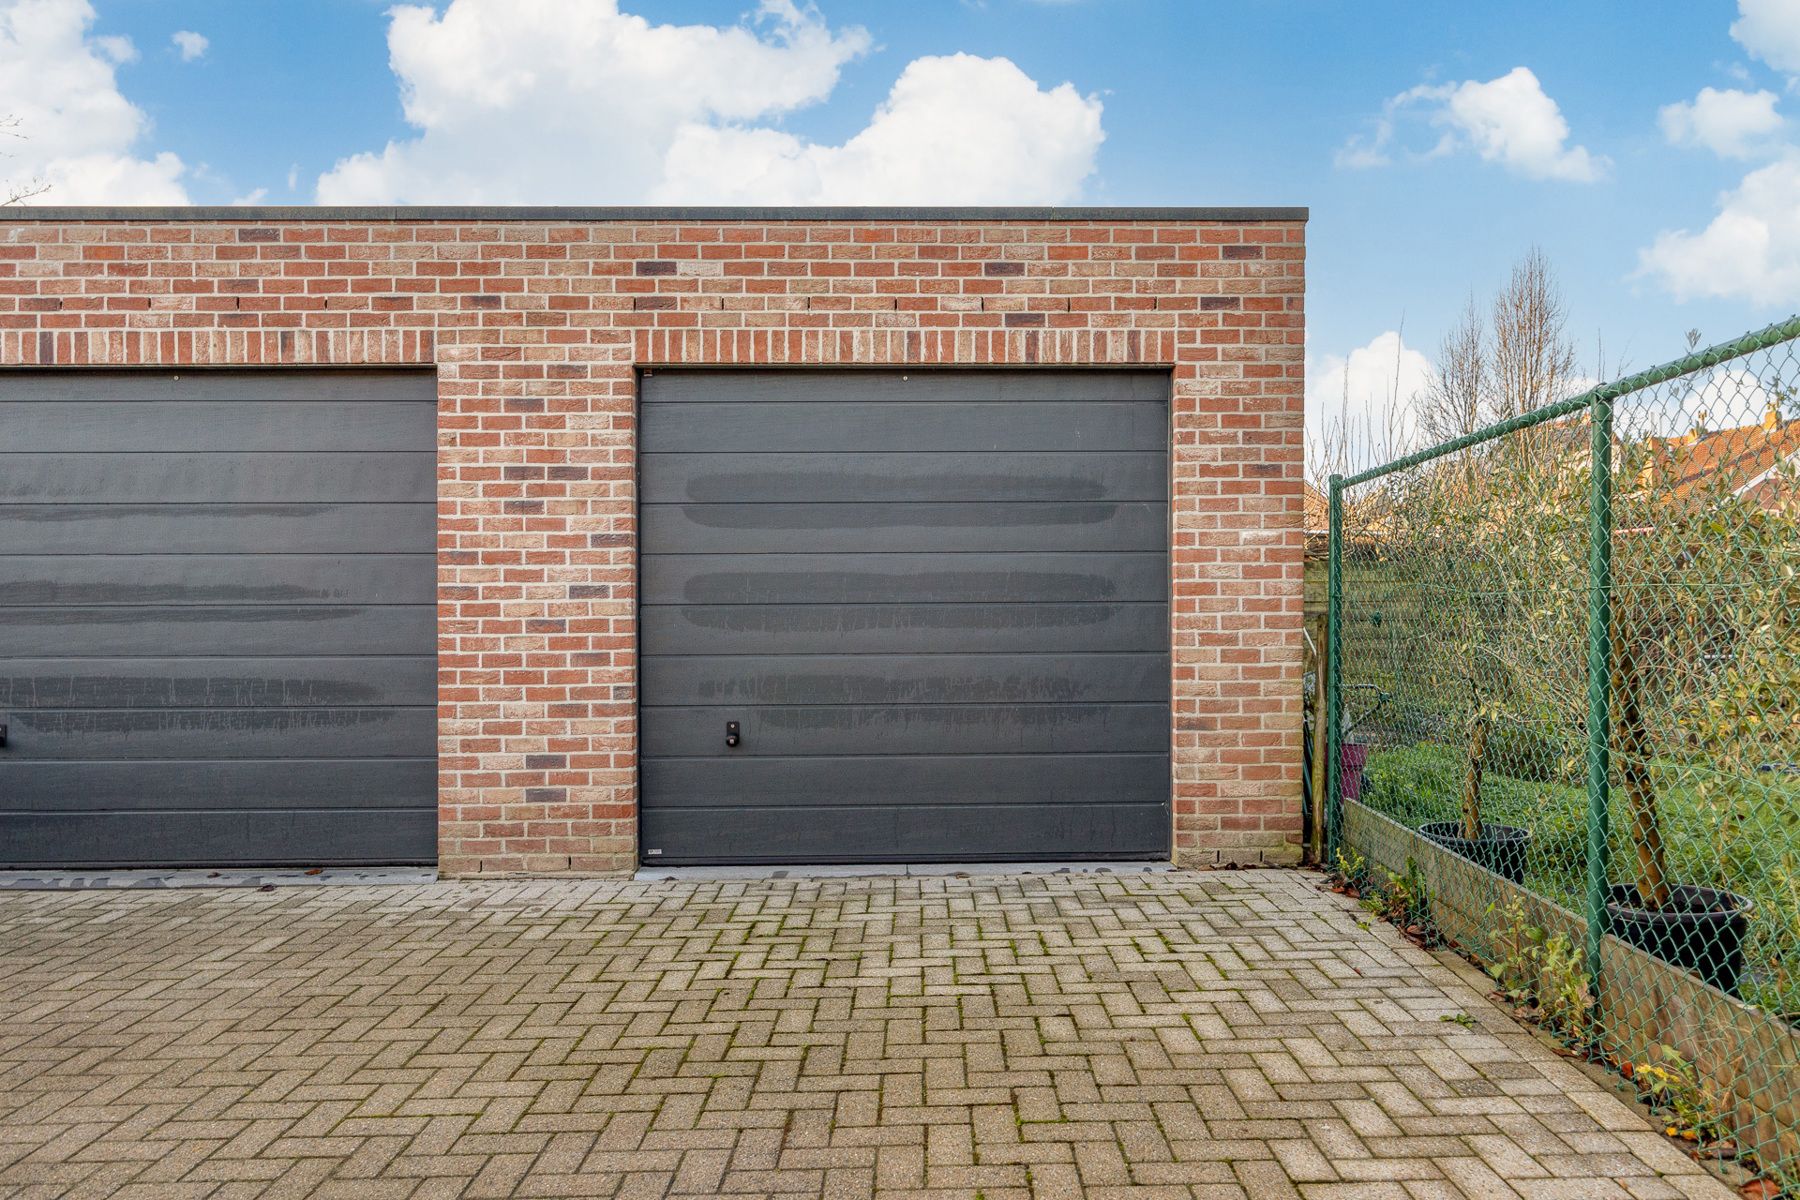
[[1329, 321, 1800, 1189]]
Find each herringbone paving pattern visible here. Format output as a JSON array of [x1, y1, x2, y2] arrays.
[[0, 870, 1728, 1199]]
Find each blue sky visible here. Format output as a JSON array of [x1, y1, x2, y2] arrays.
[[5, 0, 1799, 465]]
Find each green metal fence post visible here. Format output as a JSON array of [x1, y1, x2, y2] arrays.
[[1581, 392, 1615, 1000], [1325, 475, 1345, 865]]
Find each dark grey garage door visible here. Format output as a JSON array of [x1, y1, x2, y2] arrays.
[[0, 370, 437, 868], [638, 370, 1170, 864]]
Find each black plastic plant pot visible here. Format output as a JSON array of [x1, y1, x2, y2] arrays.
[[1605, 885, 1754, 995], [1418, 821, 1532, 885]]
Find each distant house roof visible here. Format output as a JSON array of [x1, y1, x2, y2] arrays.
[[1302, 408, 1798, 562], [1651, 411, 1800, 513], [1510, 403, 1799, 516], [1303, 481, 1330, 536]]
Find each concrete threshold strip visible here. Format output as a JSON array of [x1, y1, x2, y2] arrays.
[[0, 862, 1173, 889], [633, 861, 1178, 881], [0, 867, 438, 891]]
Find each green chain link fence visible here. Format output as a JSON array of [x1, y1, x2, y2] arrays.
[[1326, 316, 1800, 1188]]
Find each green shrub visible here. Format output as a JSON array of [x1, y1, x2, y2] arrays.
[[1526, 800, 1587, 879], [1487, 719, 1582, 786]]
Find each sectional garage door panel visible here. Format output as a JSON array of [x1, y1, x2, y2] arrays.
[[0, 760, 435, 811], [641, 703, 1171, 758], [643, 754, 1170, 808], [641, 501, 1168, 555], [5, 707, 436, 760], [0, 612, 435, 658], [643, 552, 1169, 606], [1, 453, 433, 503], [0, 810, 436, 870], [642, 452, 1166, 505], [640, 602, 1167, 656], [639, 369, 1171, 864], [643, 653, 1169, 707], [0, 554, 434, 606], [644, 804, 1168, 863], [0, 504, 435, 555], [0, 403, 433, 453], [0, 369, 437, 868], [640, 400, 1170, 453], [0, 656, 435, 708]]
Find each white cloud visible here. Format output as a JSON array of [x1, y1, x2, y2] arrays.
[[1306, 331, 1432, 473], [0, 0, 187, 203], [656, 54, 1102, 204], [171, 29, 207, 62], [1612, 364, 1780, 440], [1561, 373, 1603, 401], [1333, 129, 1393, 170], [1338, 67, 1607, 183], [1690, 366, 1781, 429], [93, 32, 130, 62], [1637, 154, 1800, 305], [318, 0, 1103, 205], [318, 0, 866, 202], [1659, 87, 1783, 158], [1731, 0, 1800, 75]]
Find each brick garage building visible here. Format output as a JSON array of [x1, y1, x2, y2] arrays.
[[0, 207, 1306, 876]]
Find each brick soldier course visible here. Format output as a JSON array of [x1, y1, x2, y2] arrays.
[[0, 207, 1308, 875], [0, 871, 1730, 1199]]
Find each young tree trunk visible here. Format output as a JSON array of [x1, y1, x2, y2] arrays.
[[1461, 710, 1490, 842], [1612, 607, 1670, 910]]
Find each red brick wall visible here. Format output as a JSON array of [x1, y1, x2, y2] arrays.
[[0, 212, 1306, 874]]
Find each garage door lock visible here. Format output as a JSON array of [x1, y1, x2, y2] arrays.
[[725, 721, 740, 749]]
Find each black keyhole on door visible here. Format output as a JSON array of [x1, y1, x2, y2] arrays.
[[725, 721, 740, 749]]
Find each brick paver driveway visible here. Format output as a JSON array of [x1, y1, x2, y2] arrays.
[[0, 870, 1728, 1200]]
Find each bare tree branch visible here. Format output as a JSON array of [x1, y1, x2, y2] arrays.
[[1490, 245, 1578, 422], [2, 115, 48, 206], [1418, 294, 1486, 444]]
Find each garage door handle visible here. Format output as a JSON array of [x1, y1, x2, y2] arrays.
[[0, 722, 7, 749], [725, 721, 740, 749]]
